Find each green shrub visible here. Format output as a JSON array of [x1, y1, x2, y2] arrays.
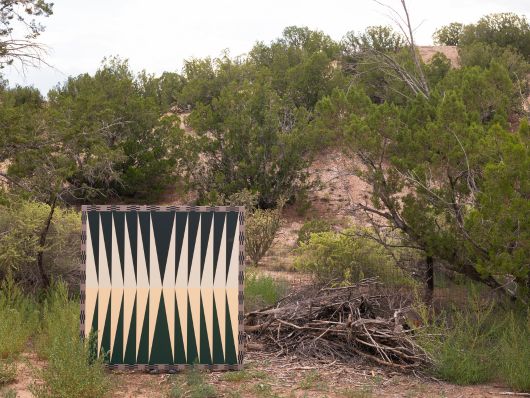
[[418, 297, 530, 391], [0, 276, 38, 359], [31, 282, 109, 398], [496, 312, 530, 392], [0, 359, 16, 386], [168, 368, 217, 398], [0, 201, 81, 291], [245, 271, 288, 312], [297, 219, 331, 245], [294, 227, 414, 286], [245, 208, 282, 266]]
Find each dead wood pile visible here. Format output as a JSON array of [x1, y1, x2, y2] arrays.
[[245, 279, 431, 370]]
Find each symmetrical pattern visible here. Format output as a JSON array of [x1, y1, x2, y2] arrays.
[[80, 205, 244, 371]]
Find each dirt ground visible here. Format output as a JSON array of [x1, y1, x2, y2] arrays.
[[3, 350, 516, 398]]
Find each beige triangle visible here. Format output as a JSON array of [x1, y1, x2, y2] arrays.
[[188, 215, 201, 358], [226, 220, 239, 289], [163, 215, 176, 358], [123, 215, 136, 360], [226, 288, 239, 356], [110, 215, 123, 357], [175, 218, 188, 360], [201, 220, 214, 358], [135, 287, 149, 360], [175, 289, 187, 361], [149, 287, 162, 361], [135, 214, 149, 360], [97, 287, 111, 355], [97, 217, 111, 356], [188, 287, 201, 360], [213, 288, 226, 357], [84, 217, 98, 337]]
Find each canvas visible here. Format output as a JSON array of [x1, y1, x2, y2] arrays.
[[80, 205, 245, 371]]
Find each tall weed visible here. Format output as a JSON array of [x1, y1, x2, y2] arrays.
[[31, 282, 109, 398]]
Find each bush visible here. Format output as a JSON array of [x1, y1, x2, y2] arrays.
[[245, 208, 282, 266], [295, 227, 414, 286], [0, 201, 81, 292], [32, 282, 109, 398], [496, 312, 530, 392], [245, 270, 288, 312], [297, 219, 331, 245], [0, 276, 38, 359], [418, 297, 530, 392]]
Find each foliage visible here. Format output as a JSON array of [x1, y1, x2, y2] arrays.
[[168, 368, 217, 398], [32, 282, 109, 398], [245, 207, 282, 266], [187, 76, 314, 207], [0, 201, 80, 291], [460, 13, 530, 60], [45, 57, 187, 199], [295, 227, 414, 286], [296, 218, 332, 245], [312, 57, 529, 299], [0, 0, 53, 68], [433, 22, 464, 46], [418, 298, 530, 391], [244, 270, 288, 312], [0, 276, 38, 359], [342, 25, 404, 54]]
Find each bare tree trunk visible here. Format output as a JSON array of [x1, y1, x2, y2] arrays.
[[424, 256, 434, 306], [36, 196, 57, 289]]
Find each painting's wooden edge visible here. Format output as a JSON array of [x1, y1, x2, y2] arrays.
[[81, 205, 245, 212], [80, 206, 245, 371]]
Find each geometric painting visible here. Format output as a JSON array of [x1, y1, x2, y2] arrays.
[[80, 205, 245, 371]]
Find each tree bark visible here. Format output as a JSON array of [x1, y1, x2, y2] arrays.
[[424, 256, 434, 306], [36, 196, 57, 289]]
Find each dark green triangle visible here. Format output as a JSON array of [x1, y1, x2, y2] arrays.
[[213, 213, 225, 280], [150, 294, 173, 365], [124, 297, 137, 365], [151, 212, 175, 281], [187, 299, 199, 364], [225, 294, 237, 365], [226, 212, 238, 281], [110, 294, 124, 364], [199, 295, 212, 364], [200, 212, 213, 281], [187, 212, 200, 281], [212, 295, 224, 364], [174, 295, 186, 364], [125, 212, 138, 278], [113, 212, 125, 278], [137, 296, 149, 364], [87, 212, 99, 279], [101, 296, 112, 363], [175, 213, 187, 276], [100, 212, 113, 281], [139, 212, 150, 281]]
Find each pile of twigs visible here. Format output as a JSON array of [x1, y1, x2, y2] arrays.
[[245, 278, 431, 369]]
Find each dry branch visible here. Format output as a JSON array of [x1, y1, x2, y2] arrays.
[[245, 279, 431, 370]]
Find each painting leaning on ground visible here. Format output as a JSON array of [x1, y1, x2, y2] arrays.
[[0, 0, 529, 396]]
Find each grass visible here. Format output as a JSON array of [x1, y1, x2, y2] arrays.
[[418, 296, 530, 392], [30, 282, 109, 398], [299, 370, 327, 391], [220, 368, 267, 382], [0, 360, 16, 387], [168, 367, 217, 398], [0, 277, 38, 359], [244, 270, 288, 312]]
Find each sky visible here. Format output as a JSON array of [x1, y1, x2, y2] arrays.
[[4, 0, 530, 94]]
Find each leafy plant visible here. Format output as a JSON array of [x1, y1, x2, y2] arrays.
[[295, 227, 414, 286], [245, 208, 282, 267], [245, 270, 288, 312], [297, 219, 331, 245]]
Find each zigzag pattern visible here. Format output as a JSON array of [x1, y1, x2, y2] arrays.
[[83, 210, 242, 366]]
